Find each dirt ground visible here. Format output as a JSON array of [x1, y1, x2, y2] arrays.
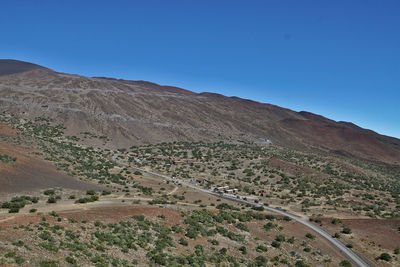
[[0, 141, 102, 196], [0, 121, 17, 137], [320, 217, 400, 266]]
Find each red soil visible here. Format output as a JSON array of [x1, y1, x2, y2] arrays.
[[0, 121, 17, 136], [269, 157, 325, 178], [340, 218, 400, 250], [0, 141, 101, 194]]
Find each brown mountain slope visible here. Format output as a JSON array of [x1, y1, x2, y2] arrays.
[[0, 59, 48, 77], [0, 121, 100, 194], [278, 113, 400, 164], [0, 60, 399, 164]]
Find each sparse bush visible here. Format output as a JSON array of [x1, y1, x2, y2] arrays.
[[295, 260, 310, 267], [339, 260, 352, 267], [44, 189, 55, 196], [0, 154, 16, 163], [377, 253, 391, 262], [271, 241, 281, 248], [179, 238, 188, 246], [8, 207, 20, 213], [305, 233, 315, 239], [47, 197, 57, 204], [39, 260, 58, 267], [86, 190, 96, 195], [342, 226, 352, 234], [256, 245, 268, 252]]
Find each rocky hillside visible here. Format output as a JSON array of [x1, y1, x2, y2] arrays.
[[0, 60, 399, 164], [0, 59, 48, 77]]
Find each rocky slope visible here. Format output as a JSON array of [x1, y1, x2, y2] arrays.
[[0, 60, 399, 164], [0, 59, 48, 77]]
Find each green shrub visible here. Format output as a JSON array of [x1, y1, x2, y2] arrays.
[[8, 207, 20, 213], [339, 260, 352, 267], [39, 241, 59, 252], [342, 227, 352, 234], [295, 260, 310, 267], [65, 256, 76, 264], [132, 215, 145, 221], [208, 239, 219, 245], [47, 197, 57, 204], [256, 245, 268, 252], [271, 241, 281, 248], [44, 189, 55, 196], [275, 235, 286, 242], [15, 256, 25, 264], [305, 233, 315, 239], [13, 240, 24, 247], [179, 238, 188, 246], [0, 154, 16, 163], [86, 190, 96, 195], [377, 253, 391, 261]]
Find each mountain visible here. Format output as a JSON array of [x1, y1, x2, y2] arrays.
[[0, 59, 48, 77], [0, 59, 399, 164]]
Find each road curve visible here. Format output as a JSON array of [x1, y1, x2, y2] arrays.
[[116, 158, 371, 267]]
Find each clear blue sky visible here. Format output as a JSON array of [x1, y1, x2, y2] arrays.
[[1, 0, 399, 138]]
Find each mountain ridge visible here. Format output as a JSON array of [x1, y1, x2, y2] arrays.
[[0, 59, 49, 77], [0, 59, 399, 164]]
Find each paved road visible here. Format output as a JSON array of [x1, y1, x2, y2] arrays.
[[116, 159, 371, 267]]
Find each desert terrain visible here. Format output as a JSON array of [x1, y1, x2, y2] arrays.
[[0, 61, 399, 266]]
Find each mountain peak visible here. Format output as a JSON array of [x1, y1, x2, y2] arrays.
[[0, 59, 49, 77]]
